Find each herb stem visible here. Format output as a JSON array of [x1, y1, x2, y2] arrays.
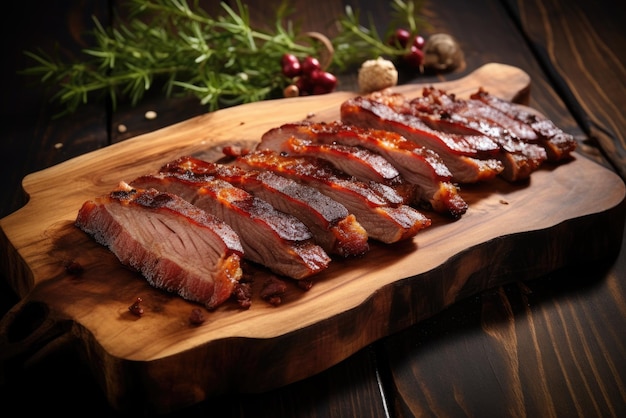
[[21, 0, 424, 116]]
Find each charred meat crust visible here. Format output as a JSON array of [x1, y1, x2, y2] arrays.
[[340, 95, 505, 184], [470, 88, 577, 161], [235, 150, 431, 243], [130, 172, 331, 280], [159, 156, 370, 258], [75, 182, 244, 309], [260, 120, 469, 218], [409, 87, 548, 182]]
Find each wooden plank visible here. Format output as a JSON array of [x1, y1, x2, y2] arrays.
[[503, 0, 626, 179], [382, 257, 626, 417], [0, 63, 624, 414]]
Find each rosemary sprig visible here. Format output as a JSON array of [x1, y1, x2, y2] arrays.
[[21, 0, 423, 116], [332, 0, 428, 71]]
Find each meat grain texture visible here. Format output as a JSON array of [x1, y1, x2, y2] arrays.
[[75, 182, 244, 309]]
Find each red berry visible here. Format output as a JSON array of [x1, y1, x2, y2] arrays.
[[281, 53, 301, 78], [300, 56, 321, 76], [388, 28, 411, 48], [310, 70, 337, 93], [403, 45, 424, 69], [412, 35, 426, 50]]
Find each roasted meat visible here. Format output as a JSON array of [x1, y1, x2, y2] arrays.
[[260, 120, 469, 218], [470, 88, 577, 161], [410, 87, 548, 181], [158, 156, 370, 258], [267, 136, 403, 184], [340, 94, 505, 183], [75, 182, 244, 309], [235, 150, 431, 243], [130, 172, 331, 280], [258, 135, 418, 205], [75, 81, 578, 310]]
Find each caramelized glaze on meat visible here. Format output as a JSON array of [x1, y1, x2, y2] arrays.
[[260, 120, 469, 218], [130, 173, 331, 280], [159, 156, 370, 258], [75, 182, 244, 309], [235, 150, 431, 243]]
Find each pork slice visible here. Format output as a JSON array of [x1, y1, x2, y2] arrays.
[[470, 88, 577, 161], [261, 121, 468, 218], [359, 90, 503, 157], [412, 87, 548, 181], [235, 150, 431, 243], [257, 136, 417, 203], [262, 135, 402, 184], [420, 87, 539, 144], [240, 171, 370, 258], [75, 182, 244, 309], [159, 156, 369, 258], [340, 96, 504, 183], [130, 173, 330, 280]]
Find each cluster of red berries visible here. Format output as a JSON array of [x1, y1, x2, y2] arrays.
[[281, 53, 338, 97], [388, 28, 426, 70]]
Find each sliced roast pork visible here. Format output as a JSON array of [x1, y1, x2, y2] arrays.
[[260, 120, 469, 218], [257, 135, 417, 202], [269, 136, 402, 184], [130, 172, 330, 280], [75, 182, 244, 309], [235, 150, 431, 244], [410, 87, 548, 181], [470, 88, 577, 161], [158, 156, 369, 258], [340, 94, 505, 184]]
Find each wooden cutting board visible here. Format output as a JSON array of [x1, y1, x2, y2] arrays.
[[1, 63, 625, 414]]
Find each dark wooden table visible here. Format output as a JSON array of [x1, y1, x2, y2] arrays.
[[1, 0, 625, 416]]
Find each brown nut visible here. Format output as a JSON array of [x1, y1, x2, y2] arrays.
[[423, 33, 465, 72]]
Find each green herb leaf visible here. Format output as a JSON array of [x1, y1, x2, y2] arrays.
[[21, 0, 424, 115]]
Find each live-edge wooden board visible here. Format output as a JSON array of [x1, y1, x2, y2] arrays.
[[1, 64, 625, 414]]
